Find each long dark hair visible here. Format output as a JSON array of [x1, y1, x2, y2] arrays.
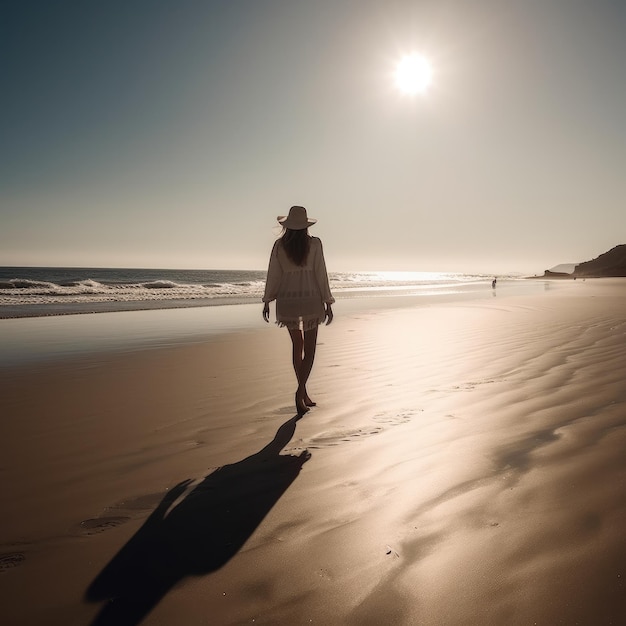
[[281, 228, 311, 266]]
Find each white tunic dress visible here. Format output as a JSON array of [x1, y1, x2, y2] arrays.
[[263, 236, 335, 330]]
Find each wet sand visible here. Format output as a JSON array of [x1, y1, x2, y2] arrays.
[[1, 279, 625, 625]]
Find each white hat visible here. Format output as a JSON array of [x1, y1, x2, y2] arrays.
[[277, 206, 317, 230]]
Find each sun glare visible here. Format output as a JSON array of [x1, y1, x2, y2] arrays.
[[395, 53, 433, 95]]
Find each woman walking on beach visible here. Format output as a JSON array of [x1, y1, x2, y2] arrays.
[[263, 206, 334, 416]]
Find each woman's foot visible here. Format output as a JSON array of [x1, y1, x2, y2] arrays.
[[295, 391, 310, 416], [302, 386, 316, 407]]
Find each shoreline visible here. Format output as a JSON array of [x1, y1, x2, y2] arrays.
[[1, 280, 625, 624], [0, 279, 587, 368], [0, 275, 548, 321]]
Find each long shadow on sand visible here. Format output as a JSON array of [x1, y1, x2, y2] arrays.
[[85, 415, 310, 625]]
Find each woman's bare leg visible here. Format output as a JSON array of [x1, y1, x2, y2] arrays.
[[301, 327, 318, 406], [288, 326, 318, 414], [288, 329, 308, 414]]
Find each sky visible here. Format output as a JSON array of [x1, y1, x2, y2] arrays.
[[2, 0, 625, 274]]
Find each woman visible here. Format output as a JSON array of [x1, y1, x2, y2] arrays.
[[263, 206, 335, 415]]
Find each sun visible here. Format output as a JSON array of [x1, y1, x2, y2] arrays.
[[394, 53, 433, 95]]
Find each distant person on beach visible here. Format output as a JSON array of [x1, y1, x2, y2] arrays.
[[492, 277, 497, 289], [263, 206, 334, 416]]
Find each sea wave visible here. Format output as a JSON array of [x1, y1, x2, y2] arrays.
[[0, 267, 512, 315], [0, 277, 268, 306]]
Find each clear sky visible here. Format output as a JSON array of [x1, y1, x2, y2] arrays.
[[2, 0, 625, 274]]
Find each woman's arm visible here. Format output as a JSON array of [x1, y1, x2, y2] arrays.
[[263, 241, 282, 321], [313, 238, 335, 325], [313, 238, 335, 306]]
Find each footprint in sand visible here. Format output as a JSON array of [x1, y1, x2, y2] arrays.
[[293, 410, 420, 450], [73, 491, 170, 536], [372, 409, 421, 425], [305, 426, 385, 448], [75, 516, 132, 536], [437, 378, 504, 392], [0, 552, 26, 573]]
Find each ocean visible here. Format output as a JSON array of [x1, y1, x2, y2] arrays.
[[0, 266, 515, 319]]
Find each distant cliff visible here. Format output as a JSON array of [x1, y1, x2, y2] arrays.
[[573, 245, 626, 277], [532, 244, 626, 279]]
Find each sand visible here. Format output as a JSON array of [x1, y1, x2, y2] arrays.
[[1, 279, 625, 625]]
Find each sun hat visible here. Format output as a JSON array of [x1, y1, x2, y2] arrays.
[[277, 206, 317, 230]]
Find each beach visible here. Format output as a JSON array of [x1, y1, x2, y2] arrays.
[[1, 279, 625, 625]]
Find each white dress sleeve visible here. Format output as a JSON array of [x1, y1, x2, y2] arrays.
[[263, 240, 283, 303]]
